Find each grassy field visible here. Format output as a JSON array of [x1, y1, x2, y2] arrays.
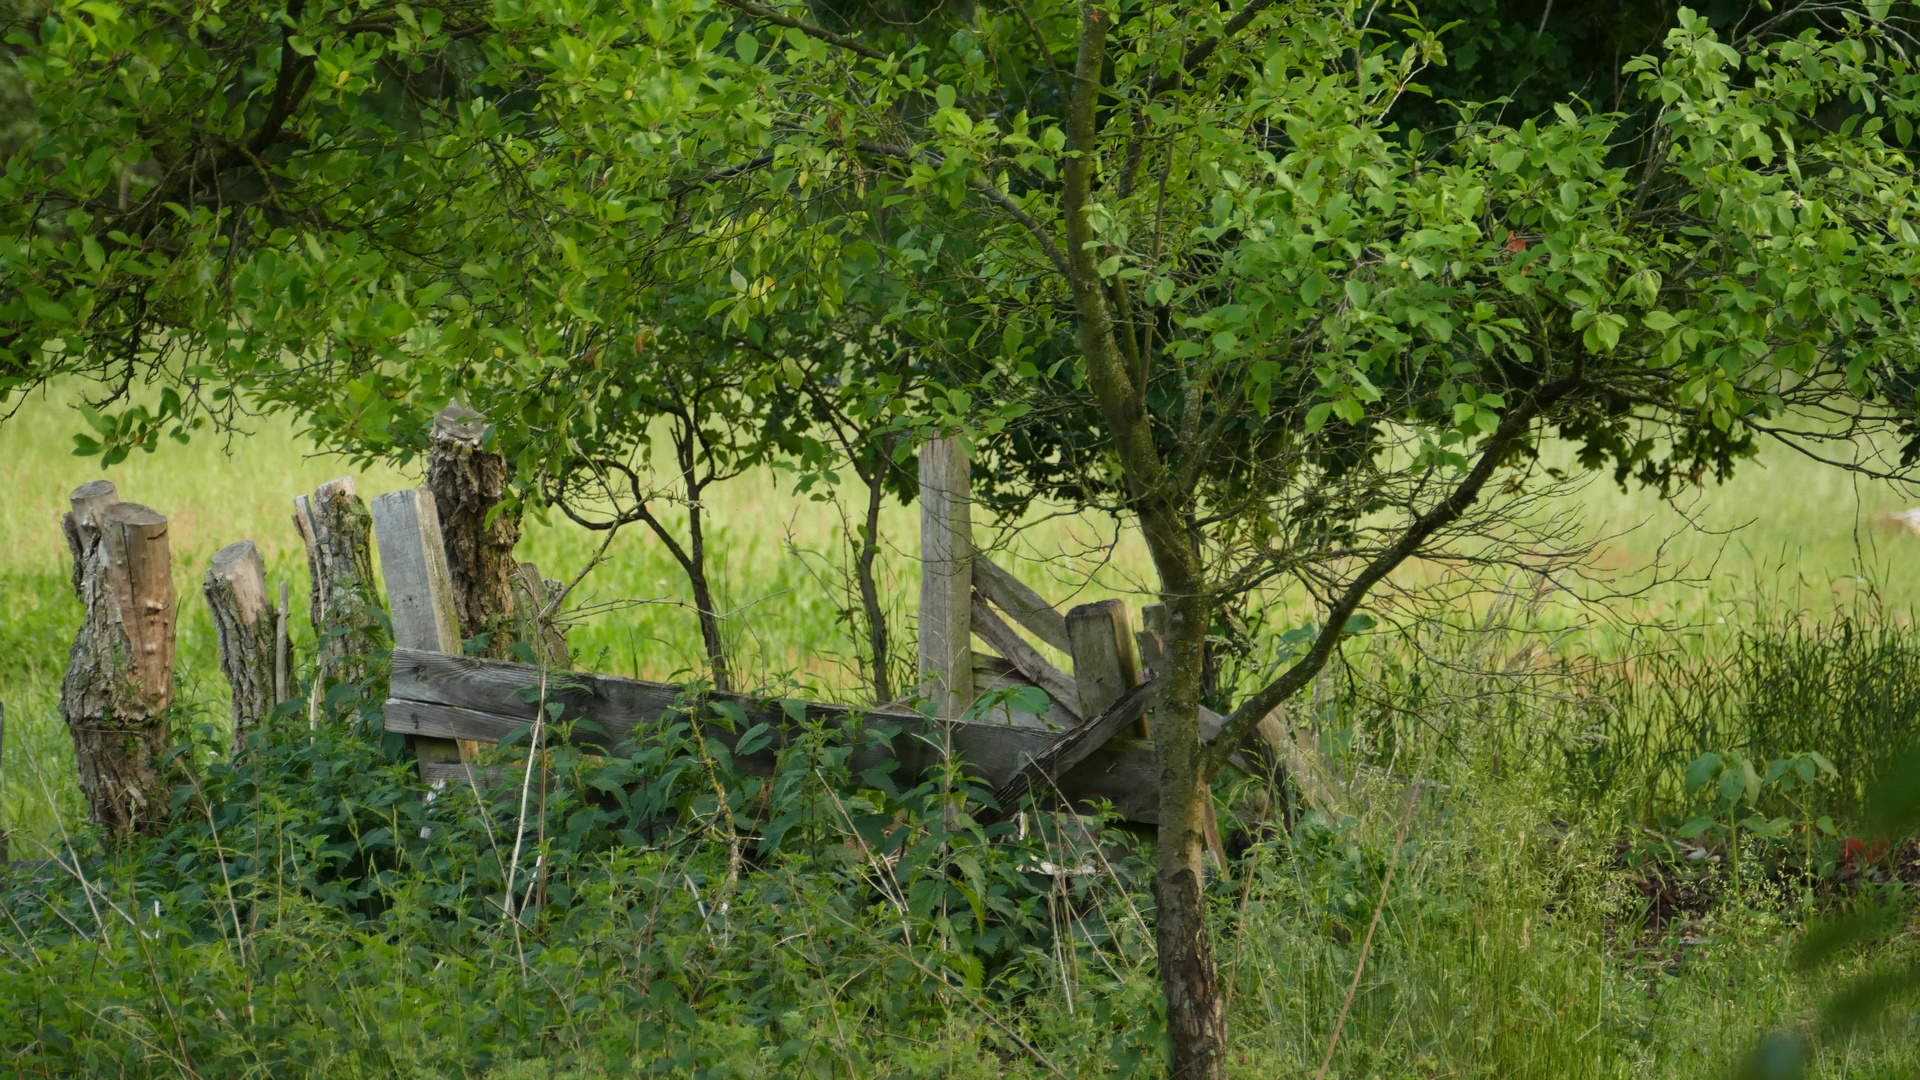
[[3, 386, 1919, 1079]]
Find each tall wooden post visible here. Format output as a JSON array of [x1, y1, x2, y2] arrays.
[[293, 477, 384, 691], [371, 488, 475, 764], [203, 541, 276, 756], [60, 492, 179, 837], [427, 403, 522, 656], [919, 437, 973, 720]]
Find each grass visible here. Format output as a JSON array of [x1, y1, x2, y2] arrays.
[[3, 385, 1919, 1079]]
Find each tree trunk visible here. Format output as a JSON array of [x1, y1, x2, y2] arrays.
[[683, 497, 732, 692], [60, 493, 179, 838], [426, 403, 522, 657], [1056, 12, 1226, 1074], [293, 476, 384, 693], [203, 540, 276, 756], [1152, 598, 1228, 1080], [856, 450, 893, 704]]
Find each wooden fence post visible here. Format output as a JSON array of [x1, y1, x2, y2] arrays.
[[427, 403, 522, 656], [919, 436, 974, 720], [371, 488, 475, 764], [60, 495, 178, 837], [294, 477, 384, 690], [204, 541, 277, 756], [1066, 599, 1146, 738]]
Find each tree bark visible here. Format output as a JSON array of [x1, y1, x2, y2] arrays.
[[60, 494, 179, 838], [203, 540, 276, 756], [293, 476, 385, 692], [426, 403, 522, 657]]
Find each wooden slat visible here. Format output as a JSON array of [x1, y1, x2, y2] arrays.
[[982, 678, 1158, 825], [971, 653, 1077, 731], [384, 647, 1162, 822], [971, 598, 1083, 718], [971, 556, 1071, 652], [371, 488, 473, 764]]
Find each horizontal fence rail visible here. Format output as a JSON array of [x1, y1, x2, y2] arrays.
[[383, 648, 1165, 824]]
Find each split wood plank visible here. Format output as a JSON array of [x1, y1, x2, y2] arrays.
[[370, 488, 475, 763], [383, 647, 1162, 823], [980, 678, 1159, 825], [918, 437, 973, 719], [971, 556, 1071, 653]]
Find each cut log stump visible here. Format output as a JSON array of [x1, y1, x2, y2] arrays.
[[203, 541, 276, 756], [60, 491, 178, 838]]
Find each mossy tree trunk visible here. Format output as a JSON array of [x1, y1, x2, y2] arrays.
[[427, 403, 522, 658]]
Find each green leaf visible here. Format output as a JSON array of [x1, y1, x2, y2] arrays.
[[1684, 752, 1722, 794]]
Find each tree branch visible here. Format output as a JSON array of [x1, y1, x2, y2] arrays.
[[712, 0, 891, 62], [1207, 372, 1586, 768]]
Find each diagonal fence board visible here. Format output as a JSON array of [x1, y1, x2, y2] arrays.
[[384, 648, 1162, 823]]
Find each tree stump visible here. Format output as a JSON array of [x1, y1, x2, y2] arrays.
[[60, 492, 178, 837], [426, 403, 521, 656], [203, 541, 276, 756], [293, 476, 385, 693]]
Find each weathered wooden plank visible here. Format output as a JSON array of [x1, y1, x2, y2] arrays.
[[371, 489, 473, 764], [970, 653, 1076, 731], [384, 648, 1163, 821], [982, 678, 1158, 825], [970, 598, 1082, 718], [918, 437, 973, 719], [971, 556, 1071, 652], [1067, 599, 1145, 738]]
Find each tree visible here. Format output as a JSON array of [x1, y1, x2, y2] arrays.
[[654, 1, 1920, 1073]]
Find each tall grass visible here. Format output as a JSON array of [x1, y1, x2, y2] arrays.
[[3, 388, 1920, 1078]]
